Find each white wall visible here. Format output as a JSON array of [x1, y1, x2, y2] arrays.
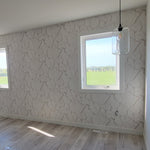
[[0, 7, 146, 135], [144, 0, 150, 149]]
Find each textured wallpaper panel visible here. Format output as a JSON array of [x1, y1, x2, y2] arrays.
[[0, 7, 146, 134]]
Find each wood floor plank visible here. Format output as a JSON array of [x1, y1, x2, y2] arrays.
[[0, 118, 145, 150], [70, 129, 91, 150]]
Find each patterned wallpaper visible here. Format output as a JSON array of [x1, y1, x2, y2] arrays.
[[0, 7, 146, 134]]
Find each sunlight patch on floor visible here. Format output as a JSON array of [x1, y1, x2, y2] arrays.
[[28, 126, 55, 137]]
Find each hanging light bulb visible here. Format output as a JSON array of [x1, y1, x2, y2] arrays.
[[112, 0, 130, 55], [112, 27, 130, 54]]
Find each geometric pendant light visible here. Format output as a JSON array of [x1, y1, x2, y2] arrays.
[[112, 0, 130, 55]]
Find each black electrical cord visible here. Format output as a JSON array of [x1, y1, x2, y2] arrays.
[[118, 0, 123, 31], [119, 0, 121, 25]]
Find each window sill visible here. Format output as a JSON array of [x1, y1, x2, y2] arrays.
[[0, 85, 9, 90], [79, 88, 124, 94]]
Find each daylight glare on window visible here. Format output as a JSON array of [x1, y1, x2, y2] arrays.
[[86, 37, 117, 86], [0, 48, 9, 88]]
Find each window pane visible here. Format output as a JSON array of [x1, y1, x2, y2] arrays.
[[0, 48, 9, 88], [86, 37, 117, 86]]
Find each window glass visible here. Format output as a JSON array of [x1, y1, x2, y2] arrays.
[[86, 37, 117, 86], [0, 48, 9, 88], [80, 32, 120, 90]]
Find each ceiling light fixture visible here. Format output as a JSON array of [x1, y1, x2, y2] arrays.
[[112, 0, 130, 55]]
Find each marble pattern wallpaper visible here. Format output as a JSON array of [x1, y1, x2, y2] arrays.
[[0, 7, 146, 134]]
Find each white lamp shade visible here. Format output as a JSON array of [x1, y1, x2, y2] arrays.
[[112, 27, 130, 55]]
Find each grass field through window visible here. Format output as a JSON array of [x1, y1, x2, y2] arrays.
[[0, 49, 9, 88], [86, 71, 116, 85], [0, 76, 8, 85]]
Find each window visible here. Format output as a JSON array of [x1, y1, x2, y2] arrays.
[[0, 48, 9, 89], [80, 32, 120, 90]]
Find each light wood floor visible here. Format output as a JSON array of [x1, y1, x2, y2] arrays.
[[0, 117, 145, 150]]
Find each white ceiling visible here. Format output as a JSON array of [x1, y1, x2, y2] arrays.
[[0, 0, 147, 35]]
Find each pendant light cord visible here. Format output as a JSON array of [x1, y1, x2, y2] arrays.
[[118, 0, 123, 31], [119, 0, 121, 25]]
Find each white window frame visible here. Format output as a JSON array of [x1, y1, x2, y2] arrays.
[[80, 32, 120, 91], [0, 48, 9, 89]]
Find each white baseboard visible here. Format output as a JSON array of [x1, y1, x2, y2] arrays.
[[0, 113, 143, 135]]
